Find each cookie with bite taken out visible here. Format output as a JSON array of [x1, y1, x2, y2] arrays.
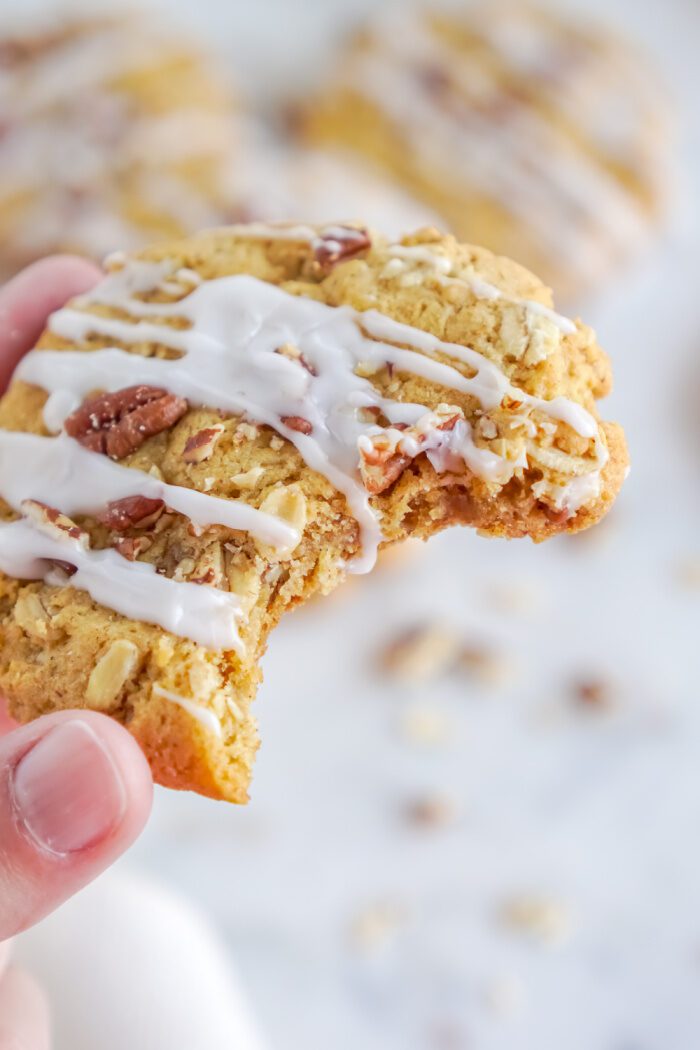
[[0, 222, 627, 801]]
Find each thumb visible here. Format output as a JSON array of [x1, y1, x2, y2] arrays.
[[0, 710, 153, 939]]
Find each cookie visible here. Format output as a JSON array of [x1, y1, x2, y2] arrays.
[[0, 222, 628, 802], [0, 13, 238, 279], [227, 118, 445, 239], [300, 3, 673, 301]]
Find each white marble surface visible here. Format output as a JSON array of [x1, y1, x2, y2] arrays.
[[12, 0, 700, 1047]]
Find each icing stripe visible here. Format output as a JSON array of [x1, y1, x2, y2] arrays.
[[0, 518, 242, 652], [384, 244, 576, 334], [210, 225, 578, 334], [0, 430, 298, 551], [31, 268, 605, 565]]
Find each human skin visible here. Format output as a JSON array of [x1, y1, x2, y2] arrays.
[[0, 258, 154, 1049]]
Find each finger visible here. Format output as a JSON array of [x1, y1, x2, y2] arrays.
[[0, 939, 11, 983], [0, 698, 15, 737], [0, 710, 152, 939], [0, 966, 50, 1050], [0, 255, 102, 393]]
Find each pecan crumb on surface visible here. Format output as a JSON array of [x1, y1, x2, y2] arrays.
[[348, 900, 405, 953], [498, 895, 574, 946], [404, 792, 458, 829], [398, 705, 451, 746], [459, 644, 514, 687], [381, 622, 460, 683], [573, 676, 614, 708]]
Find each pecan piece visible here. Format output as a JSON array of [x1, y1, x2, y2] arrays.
[[182, 424, 225, 464], [65, 385, 188, 460], [21, 500, 88, 547], [275, 342, 317, 376], [114, 536, 153, 561], [435, 414, 460, 432], [312, 226, 371, 273], [189, 542, 225, 588], [540, 503, 570, 526], [358, 437, 411, 495], [281, 415, 313, 435], [48, 559, 78, 577], [98, 496, 165, 532]]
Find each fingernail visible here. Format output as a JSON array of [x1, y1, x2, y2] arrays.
[[11, 721, 127, 855]]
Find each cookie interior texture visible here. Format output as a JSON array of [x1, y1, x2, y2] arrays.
[[300, 3, 672, 300], [0, 225, 628, 801]]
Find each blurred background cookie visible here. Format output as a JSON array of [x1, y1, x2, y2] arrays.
[[227, 118, 445, 238], [0, 12, 239, 278], [300, 1, 674, 302]]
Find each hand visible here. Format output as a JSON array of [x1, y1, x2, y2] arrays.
[[0, 259, 154, 1049]]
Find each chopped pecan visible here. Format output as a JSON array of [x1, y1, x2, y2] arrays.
[[114, 536, 153, 561], [182, 424, 225, 464], [540, 503, 570, 526], [312, 226, 371, 273], [435, 414, 460, 432], [21, 500, 88, 547], [281, 415, 313, 435], [276, 342, 317, 376], [189, 543, 225, 588], [98, 496, 165, 532], [357, 405, 384, 425], [65, 386, 188, 460], [48, 559, 78, 577], [358, 437, 410, 495]]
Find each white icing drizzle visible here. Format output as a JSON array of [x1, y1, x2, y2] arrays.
[[1, 243, 606, 649], [215, 227, 577, 335], [38, 259, 604, 523], [0, 431, 297, 551], [0, 518, 242, 652], [151, 684, 223, 738], [384, 244, 576, 334]]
